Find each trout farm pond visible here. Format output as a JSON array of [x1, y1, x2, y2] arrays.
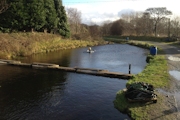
[[0, 44, 148, 120]]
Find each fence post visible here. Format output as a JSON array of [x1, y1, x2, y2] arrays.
[[129, 64, 131, 74]]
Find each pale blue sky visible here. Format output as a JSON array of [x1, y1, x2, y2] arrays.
[[63, 0, 180, 25]]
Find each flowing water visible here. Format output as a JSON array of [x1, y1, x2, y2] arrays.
[[0, 44, 148, 120]]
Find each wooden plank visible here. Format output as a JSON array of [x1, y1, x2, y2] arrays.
[[74, 67, 108, 72], [75, 69, 132, 79], [8, 62, 32, 67], [48, 66, 76, 72], [32, 62, 59, 68], [0, 59, 21, 64], [0, 59, 133, 79]]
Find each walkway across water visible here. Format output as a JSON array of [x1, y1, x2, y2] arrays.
[[0, 59, 132, 79]]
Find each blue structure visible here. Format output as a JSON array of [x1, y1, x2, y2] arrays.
[[126, 37, 129, 40], [150, 46, 157, 55]]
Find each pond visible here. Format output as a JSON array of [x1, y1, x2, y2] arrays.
[[0, 44, 148, 120]]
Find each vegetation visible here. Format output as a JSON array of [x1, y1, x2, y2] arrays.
[[145, 7, 172, 37], [110, 20, 124, 36], [54, 0, 70, 37], [99, 7, 180, 38], [0, 0, 9, 14], [0, 0, 70, 37], [68, 6, 178, 42], [65, 7, 178, 40], [0, 32, 107, 59], [104, 36, 167, 42], [0, 2, 178, 119], [112, 40, 169, 120], [103, 36, 174, 119], [127, 55, 168, 87]]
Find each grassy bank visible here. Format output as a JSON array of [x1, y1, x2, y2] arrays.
[[103, 36, 167, 42], [104, 35, 180, 47], [114, 55, 169, 119], [113, 41, 170, 120], [0, 32, 107, 59]]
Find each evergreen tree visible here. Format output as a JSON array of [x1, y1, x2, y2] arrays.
[[0, 0, 46, 32], [26, 0, 46, 32], [0, 0, 27, 31], [0, 0, 70, 36], [43, 0, 57, 33], [54, 0, 70, 37]]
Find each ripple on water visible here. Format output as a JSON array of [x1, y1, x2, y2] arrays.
[[169, 70, 180, 81]]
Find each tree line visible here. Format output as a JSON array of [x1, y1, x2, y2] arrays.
[[1, 1, 179, 40], [66, 7, 180, 40], [0, 0, 70, 37], [107, 7, 173, 37]]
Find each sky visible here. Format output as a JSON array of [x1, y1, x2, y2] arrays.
[[63, 0, 180, 25]]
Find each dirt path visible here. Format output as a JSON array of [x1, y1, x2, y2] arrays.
[[146, 41, 180, 120]]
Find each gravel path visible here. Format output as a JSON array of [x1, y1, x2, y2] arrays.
[[147, 41, 180, 119]]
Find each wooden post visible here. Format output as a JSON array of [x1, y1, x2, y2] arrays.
[[129, 64, 131, 74]]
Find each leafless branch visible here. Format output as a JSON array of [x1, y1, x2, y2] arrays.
[[0, 0, 9, 14]]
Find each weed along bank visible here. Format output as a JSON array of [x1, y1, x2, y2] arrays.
[[114, 41, 170, 120]]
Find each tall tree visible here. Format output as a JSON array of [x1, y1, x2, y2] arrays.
[[26, 0, 46, 32], [43, 0, 57, 33], [0, 0, 27, 31], [145, 7, 172, 37], [141, 12, 153, 36], [170, 17, 180, 37], [101, 20, 111, 36], [110, 20, 124, 36], [54, 0, 70, 37], [89, 24, 101, 38], [66, 7, 81, 34]]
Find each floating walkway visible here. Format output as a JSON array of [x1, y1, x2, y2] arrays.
[[0, 59, 133, 79]]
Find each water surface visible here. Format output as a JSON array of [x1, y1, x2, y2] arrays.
[[0, 44, 148, 120]]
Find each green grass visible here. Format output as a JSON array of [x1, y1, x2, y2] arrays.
[[114, 55, 169, 120], [113, 90, 149, 120], [112, 40, 169, 120], [128, 55, 169, 88]]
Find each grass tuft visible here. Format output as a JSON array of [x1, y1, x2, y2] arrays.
[[0, 32, 107, 58]]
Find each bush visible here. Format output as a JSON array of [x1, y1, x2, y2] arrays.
[[146, 55, 154, 63]]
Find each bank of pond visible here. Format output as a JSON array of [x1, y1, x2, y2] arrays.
[[0, 33, 108, 59], [0, 33, 170, 119], [113, 41, 169, 120]]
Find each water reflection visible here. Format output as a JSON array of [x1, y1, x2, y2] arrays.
[[19, 49, 72, 66], [0, 44, 148, 120], [70, 44, 148, 74], [0, 66, 67, 119]]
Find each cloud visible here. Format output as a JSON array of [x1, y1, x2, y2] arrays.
[[64, 0, 180, 25], [118, 9, 135, 17], [82, 12, 120, 25]]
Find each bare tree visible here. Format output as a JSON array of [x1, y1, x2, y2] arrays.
[[137, 12, 153, 36], [89, 24, 102, 39], [110, 20, 124, 36], [101, 20, 111, 36], [145, 7, 172, 37], [170, 16, 180, 37], [0, 0, 9, 14], [120, 11, 145, 36], [66, 7, 81, 34]]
